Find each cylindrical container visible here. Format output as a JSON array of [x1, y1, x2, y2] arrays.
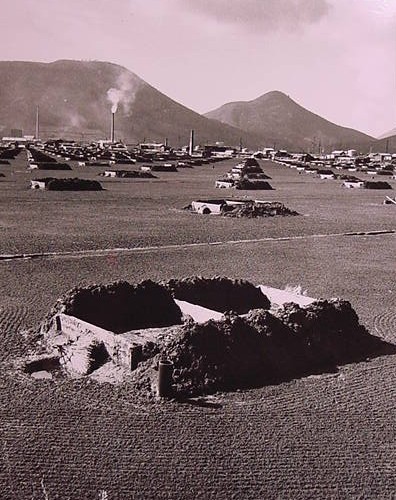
[[130, 344, 142, 371], [157, 359, 174, 398]]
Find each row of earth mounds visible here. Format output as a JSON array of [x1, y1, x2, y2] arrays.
[[164, 276, 270, 314], [162, 300, 396, 396], [35, 276, 396, 396], [31, 177, 103, 190], [216, 158, 273, 190]]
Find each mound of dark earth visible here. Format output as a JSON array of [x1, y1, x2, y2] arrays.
[[162, 300, 395, 396], [37, 277, 396, 397], [364, 181, 392, 190], [235, 179, 273, 190], [32, 163, 72, 170], [38, 177, 103, 191], [223, 201, 299, 218]]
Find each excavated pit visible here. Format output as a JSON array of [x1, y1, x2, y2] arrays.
[[32, 277, 396, 396]]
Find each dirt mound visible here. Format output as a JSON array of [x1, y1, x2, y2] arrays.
[[38, 178, 103, 191], [117, 170, 156, 178], [44, 280, 183, 334], [164, 276, 270, 314], [33, 163, 72, 170], [161, 299, 394, 396], [364, 181, 392, 189], [150, 164, 178, 172], [222, 201, 299, 218], [235, 179, 273, 190]]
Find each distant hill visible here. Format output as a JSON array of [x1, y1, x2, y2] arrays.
[[205, 91, 375, 152], [377, 127, 396, 140], [373, 134, 396, 153], [0, 60, 261, 148]]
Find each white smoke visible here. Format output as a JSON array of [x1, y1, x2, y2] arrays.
[[107, 88, 123, 113], [106, 71, 142, 114]]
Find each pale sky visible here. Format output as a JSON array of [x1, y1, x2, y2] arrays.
[[1, 0, 395, 137]]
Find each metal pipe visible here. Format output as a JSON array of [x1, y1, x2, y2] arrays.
[[157, 359, 174, 397]]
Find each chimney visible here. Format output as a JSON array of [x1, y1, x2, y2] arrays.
[[35, 105, 40, 140], [189, 129, 194, 156], [111, 112, 115, 143]]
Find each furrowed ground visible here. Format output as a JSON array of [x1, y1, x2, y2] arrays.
[[0, 152, 395, 499]]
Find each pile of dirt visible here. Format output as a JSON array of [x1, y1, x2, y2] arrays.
[[38, 177, 103, 191], [117, 170, 156, 178], [222, 201, 299, 218], [43, 280, 183, 334], [33, 163, 72, 170], [150, 164, 178, 172], [164, 276, 270, 314], [337, 174, 362, 181], [364, 181, 392, 189], [161, 299, 394, 396], [0, 149, 20, 160], [235, 179, 273, 190]]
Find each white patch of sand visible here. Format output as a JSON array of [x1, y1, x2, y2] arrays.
[[259, 285, 316, 308], [175, 299, 224, 323], [31, 370, 53, 380]]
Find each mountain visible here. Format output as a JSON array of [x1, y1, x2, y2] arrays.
[[373, 134, 396, 153], [377, 127, 396, 140], [205, 91, 375, 151], [0, 60, 261, 147]]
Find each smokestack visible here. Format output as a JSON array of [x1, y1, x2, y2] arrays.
[[35, 105, 39, 140], [110, 112, 115, 143], [189, 129, 194, 156]]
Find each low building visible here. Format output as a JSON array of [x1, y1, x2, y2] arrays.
[[215, 179, 234, 189], [342, 180, 364, 189], [30, 179, 48, 190], [318, 170, 336, 180]]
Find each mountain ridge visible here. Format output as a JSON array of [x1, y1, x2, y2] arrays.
[[205, 90, 375, 151], [0, 59, 388, 152], [0, 59, 262, 148]]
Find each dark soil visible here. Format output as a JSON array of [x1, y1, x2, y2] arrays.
[[222, 201, 299, 218], [364, 181, 392, 189], [36, 177, 103, 191], [164, 276, 270, 314], [43, 280, 183, 334], [163, 299, 395, 396]]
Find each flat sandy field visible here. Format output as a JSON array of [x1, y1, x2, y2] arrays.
[[0, 152, 395, 499]]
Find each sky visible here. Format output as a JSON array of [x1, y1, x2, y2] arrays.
[[0, 0, 395, 137]]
